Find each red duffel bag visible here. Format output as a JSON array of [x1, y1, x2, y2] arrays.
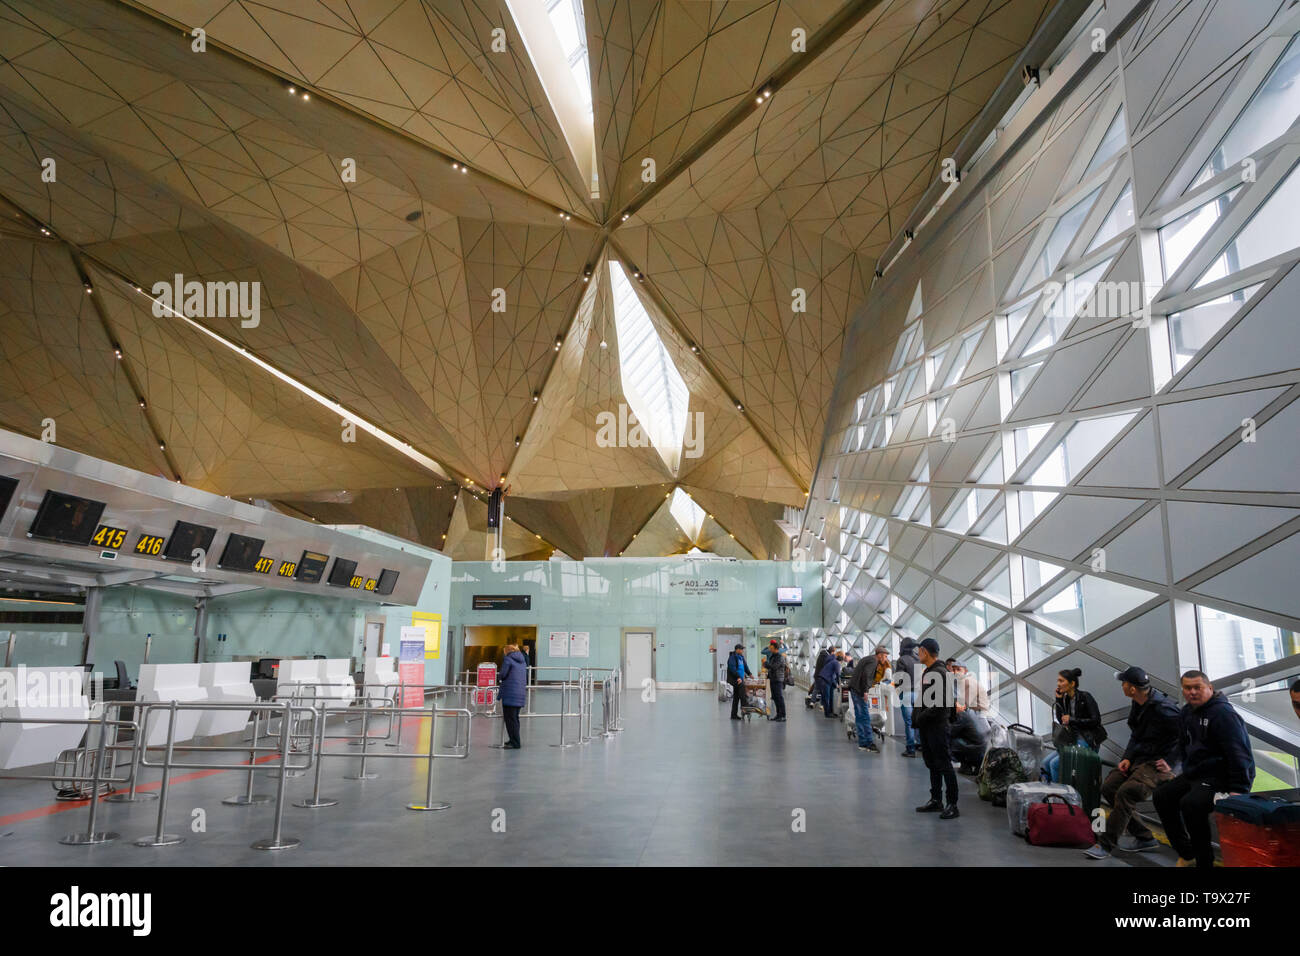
[[1026, 794, 1095, 847]]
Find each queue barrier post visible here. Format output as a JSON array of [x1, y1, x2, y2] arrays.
[[223, 707, 272, 806], [294, 701, 340, 809], [134, 700, 184, 847], [57, 707, 120, 846], [251, 700, 302, 850], [406, 704, 450, 812]]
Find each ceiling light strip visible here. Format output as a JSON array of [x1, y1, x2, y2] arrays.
[[124, 275, 450, 480]]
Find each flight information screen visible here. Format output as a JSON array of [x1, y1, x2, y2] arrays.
[[28, 491, 107, 546], [295, 550, 330, 584]]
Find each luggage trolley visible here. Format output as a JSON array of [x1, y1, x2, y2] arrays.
[[739, 677, 768, 721]]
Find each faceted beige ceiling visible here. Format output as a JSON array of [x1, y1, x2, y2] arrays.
[[0, 0, 1055, 558]]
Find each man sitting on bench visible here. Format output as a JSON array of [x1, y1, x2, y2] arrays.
[[1084, 666, 1180, 859], [1152, 670, 1255, 868]]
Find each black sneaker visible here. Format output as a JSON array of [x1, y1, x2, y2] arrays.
[[901, 750, 918, 758], [915, 800, 943, 813], [939, 805, 960, 820], [867, 745, 880, 753]]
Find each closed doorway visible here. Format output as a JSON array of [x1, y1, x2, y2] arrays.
[[624, 630, 654, 691]]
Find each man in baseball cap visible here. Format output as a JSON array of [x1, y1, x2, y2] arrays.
[[1084, 664, 1180, 859]]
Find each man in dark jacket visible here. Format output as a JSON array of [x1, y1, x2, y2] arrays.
[[894, 637, 921, 756], [764, 646, 789, 722], [846, 646, 879, 752], [913, 637, 958, 818], [498, 644, 528, 749], [1152, 670, 1255, 867], [947, 708, 988, 774], [1085, 666, 1181, 859], [818, 651, 844, 718], [726, 644, 751, 719], [811, 645, 831, 703]]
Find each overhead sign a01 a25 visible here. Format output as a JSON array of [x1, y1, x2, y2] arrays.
[[668, 578, 719, 596]]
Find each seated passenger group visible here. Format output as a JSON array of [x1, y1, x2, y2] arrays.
[[758, 637, 1264, 866]]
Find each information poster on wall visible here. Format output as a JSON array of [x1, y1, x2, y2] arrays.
[[549, 631, 569, 657], [398, 626, 426, 708], [569, 631, 590, 658], [411, 611, 441, 660]]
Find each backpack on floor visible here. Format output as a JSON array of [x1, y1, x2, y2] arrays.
[[978, 747, 1031, 807]]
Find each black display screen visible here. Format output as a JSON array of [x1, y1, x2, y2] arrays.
[[295, 550, 330, 584], [28, 490, 107, 546], [0, 476, 17, 523], [375, 569, 399, 596], [218, 533, 265, 572], [162, 520, 217, 561], [327, 557, 358, 587]]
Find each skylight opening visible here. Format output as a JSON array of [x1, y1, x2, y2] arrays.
[[609, 260, 690, 471], [669, 488, 705, 540], [506, 0, 598, 197], [546, 0, 593, 120]]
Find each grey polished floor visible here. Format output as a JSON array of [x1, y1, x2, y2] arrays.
[[0, 690, 1173, 866]]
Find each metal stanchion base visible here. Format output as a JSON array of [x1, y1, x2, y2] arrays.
[[105, 791, 157, 803], [134, 834, 184, 847], [251, 836, 301, 850], [344, 772, 378, 780], [406, 801, 450, 811], [293, 797, 339, 808], [59, 831, 119, 846], [222, 793, 273, 806], [548, 742, 579, 748]]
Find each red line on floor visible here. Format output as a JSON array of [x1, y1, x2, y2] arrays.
[[0, 753, 282, 828]]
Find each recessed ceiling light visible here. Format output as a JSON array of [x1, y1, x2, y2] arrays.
[[287, 86, 296, 94], [599, 339, 607, 349]]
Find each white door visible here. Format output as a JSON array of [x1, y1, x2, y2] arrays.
[[625, 632, 653, 690], [363, 621, 383, 659]]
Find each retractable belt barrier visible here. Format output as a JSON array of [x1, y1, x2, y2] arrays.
[[0, 705, 136, 846], [3, 672, 621, 852]]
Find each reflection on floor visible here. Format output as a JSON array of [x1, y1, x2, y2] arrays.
[[0, 690, 1175, 866]]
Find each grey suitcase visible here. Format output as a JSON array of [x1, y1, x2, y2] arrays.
[[1006, 723, 1043, 777], [1006, 781, 1081, 836]]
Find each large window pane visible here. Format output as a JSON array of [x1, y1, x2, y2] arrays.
[[1083, 108, 1127, 180], [1033, 574, 1156, 638], [1198, 606, 1300, 680], [1087, 182, 1134, 251], [1028, 413, 1134, 487], [1022, 260, 1112, 356], [1159, 187, 1241, 279], [1197, 161, 1300, 286], [1168, 284, 1262, 372], [1197, 36, 1300, 182], [1019, 187, 1104, 293]]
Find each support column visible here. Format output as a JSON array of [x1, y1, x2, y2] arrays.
[[193, 596, 209, 663], [81, 586, 103, 666]]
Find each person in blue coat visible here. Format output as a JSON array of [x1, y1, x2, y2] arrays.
[[727, 643, 751, 719], [499, 644, 529, 749]]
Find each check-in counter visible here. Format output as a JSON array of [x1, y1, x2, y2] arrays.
[[136, 664, 208, 746], [277, 659, 355, 705], [362, 656, 398, 704], [0, 666, 91, 769], [194, 662, 256, 737]]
